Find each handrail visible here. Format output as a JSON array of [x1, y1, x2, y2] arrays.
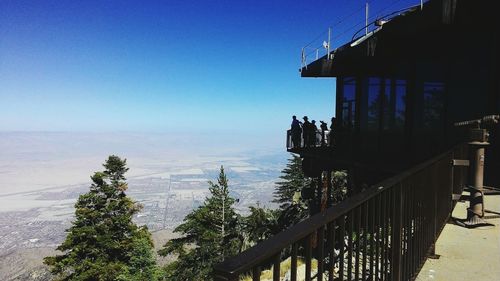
[[301, 1, 429, 70], [351, 4, 421, 42], [214, 144, 469, 281], [286, 129, 331, 150]]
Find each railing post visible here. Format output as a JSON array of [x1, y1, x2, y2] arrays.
[[391, 185, 403, 281], [327, 27, 331, 58]]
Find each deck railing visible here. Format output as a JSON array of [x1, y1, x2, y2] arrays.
[[286, 129, 331, 150], [300, 1, 429, 69], [214, 144, 468, 281]]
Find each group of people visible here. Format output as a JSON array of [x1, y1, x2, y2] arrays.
[[290, 115, 338, 148]]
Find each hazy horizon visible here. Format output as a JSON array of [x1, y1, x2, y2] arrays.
[[0, 131, 286, 196]]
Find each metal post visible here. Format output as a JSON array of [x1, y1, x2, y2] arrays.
[[453, 115, 499, 227], [467, 141, 487, 225], [301, 47, 306, 69], [365, 2, 369, 35], [327, 27, 331, 59], [421, 0, 423, 10]]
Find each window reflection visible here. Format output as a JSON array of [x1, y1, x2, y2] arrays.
[[423, 82, 445, 129], [394, 80, 406, 129], [342, 77, 356, 129], [367, 78, 381, 131]]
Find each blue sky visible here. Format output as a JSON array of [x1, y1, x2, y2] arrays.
[[0, 0, 421, 137]]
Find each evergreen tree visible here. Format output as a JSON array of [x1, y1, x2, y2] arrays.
[[331, 170, 348, 203], [159, 166, 241, 281], [272, 155, 348, 230], [44, 155, 158, 281], [273, 154, 311, 229], [242, 205, 279, 245]]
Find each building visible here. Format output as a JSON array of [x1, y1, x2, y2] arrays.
[[293, 0, 499, 188], [215, 1, 499, 280]]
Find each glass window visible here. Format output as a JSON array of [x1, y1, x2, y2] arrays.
[[342, 77, 356, 129], [367, 77, 381, 131], [381, 79, 406, 131], [423, 82, 445, 129], [382, 79, 392, 130], [394, 80, 406, 129]]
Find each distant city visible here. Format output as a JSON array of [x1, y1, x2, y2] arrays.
[[0, 132, 287, 279], [0, 164, 282, 254]]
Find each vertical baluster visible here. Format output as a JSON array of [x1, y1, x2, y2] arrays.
[[375, 195, 380, 281], [328, 221, 336, 281], [252, 266, 261, 281], [370, 199, 375, 280], [409, 183, 414, 280], [420, 176, 425, 265], [347, 212, 353, 281], [362, 202, 368, 281], [402, 184, 407, 280], [355, 206, 362, 281], [391, 185, 403, 281], [291, 243, 298, 281], [410, 185, 416, 278], [273, 254, 280, 281], [339, 216, 346, 281], [381, 194, 385, 280], [408, 184, 413, 279], [415, 187, 420, 269], [305, 235, 312, 281], [384, 190, 390, 280], [380, 193, 386, 281], [404, 183, 410, 280], [318, 226, 325, 281]]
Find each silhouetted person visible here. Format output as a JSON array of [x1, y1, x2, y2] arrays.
[[290, 115, 302, 148], [330, 117, 337, 146], [302, 116, 311, 147], [310, 120, 318, 146], [320, 121, 328, 146]]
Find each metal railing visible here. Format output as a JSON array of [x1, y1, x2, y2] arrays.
[[214, 144, 468, 281], [300, 1, 429, 70], [286, 129, 331, 150], [350, 4, 421, 44]]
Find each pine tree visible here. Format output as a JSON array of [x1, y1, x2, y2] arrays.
[[273, 154, 311, 229], [159, 166, 241, 281], [243, 205, 279, 245], [44, 155, 158, 281], [273, 155, 310, 208]]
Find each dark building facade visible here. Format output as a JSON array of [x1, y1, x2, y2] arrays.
[[294, 0, 499, 188]]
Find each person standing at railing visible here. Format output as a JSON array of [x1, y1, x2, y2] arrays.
[[302, 116, 311, 147], [320, 121, 328, 146], [290, 115, 302, 148], [310, 120, 318, 147], [329, 117, 337, 146]]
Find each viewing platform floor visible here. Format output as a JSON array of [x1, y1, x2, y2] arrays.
[[416, 194, 500, 281]]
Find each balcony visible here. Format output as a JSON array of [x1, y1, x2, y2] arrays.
[[286, 129, 331, 152], [214, 144, 470, 281]]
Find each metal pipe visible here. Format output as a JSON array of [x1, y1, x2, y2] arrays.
[[468, 145, 486, 220], [327, 27, 331, 59], [365, 2, 369, 35]]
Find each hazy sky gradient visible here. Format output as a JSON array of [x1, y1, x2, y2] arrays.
[[1, 0, 421, 136]]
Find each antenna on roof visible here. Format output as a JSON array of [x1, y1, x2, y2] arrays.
[[365, 2, 369, 35]]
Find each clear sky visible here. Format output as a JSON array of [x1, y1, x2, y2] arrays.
[[0, 0, 420, 137]]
